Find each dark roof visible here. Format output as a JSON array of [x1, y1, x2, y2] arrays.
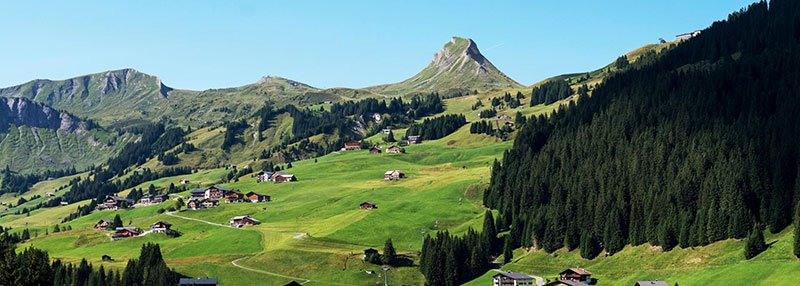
[[190, 189, 206, 193], [109, 196, 134, 203], [154, 194, 168, 198], [560, 268, 592, 275], [153, 221, 172, 227], [246, 192, 264, 196], [209, 185, 230, 191], [364, 248, 378, 253], [493, 272, 533, 279], [282, 281, 302, 286], [635, 281, 669, 286], [543, 280, 586, 286], [179, 278, 218, 285]]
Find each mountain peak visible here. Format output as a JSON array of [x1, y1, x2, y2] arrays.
[[366, 37, 522, 95]]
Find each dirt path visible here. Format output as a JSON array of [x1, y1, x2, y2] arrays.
[[231, 256, 312, 284], [165, 211, 232, 228]]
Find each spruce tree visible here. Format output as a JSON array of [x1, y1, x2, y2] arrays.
[[744, 225, 767, 259], [793, 203, 800, 259], [502, 235, 513, 264], [113, 214, 123, 229], [382, 238, 396, 266]]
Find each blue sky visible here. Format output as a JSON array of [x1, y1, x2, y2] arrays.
[[1, 0, 754, 90]]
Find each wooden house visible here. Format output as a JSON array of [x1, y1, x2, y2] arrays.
[[272, 172, 297, 183], [559, 268, 592, 283], [246, 192, 270, 203], [179, 278, 218, 286], [112, 227, 139, 240], [360, 202, 377, 209], [230, 215, 260, 227], [179, 178, 190, 184], [257, 171, 274, 183], [407, 135, 422, 144], [386, 146, 402, 153], [343, 141, 361, 150], [492, 272, 534, 286], [543, 280, 586, 286], [97, 196, 134, 210], [224, 190, 245, 203], [140, 195, 153, 204], [281, 281, 302, 286], [369, 146, 382, 154], [151, 221, 172, 233], [201, 199, 219, 208], [380, 129, 392, 134], [45, 192, 54, 197], [152, 194, 167, 203], [205, 186, 228, 199], [634, 281, 669, 286], [102, 255, 112, 261], [186, 199, 202, 210], [384, 170, 406, 180], [95, 219, 113, 230], [190, 189, 206, 199]]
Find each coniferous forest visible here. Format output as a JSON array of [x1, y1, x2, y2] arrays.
[[485, 0, 800, 258]]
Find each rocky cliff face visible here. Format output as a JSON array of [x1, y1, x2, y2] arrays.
[[0, 97, 85, 133]]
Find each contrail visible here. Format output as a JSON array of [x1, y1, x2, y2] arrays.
[[484, 43, 504, 51]]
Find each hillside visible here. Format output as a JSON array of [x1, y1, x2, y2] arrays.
[[0, 97, 132, 172], [366, 37, 523, 96]]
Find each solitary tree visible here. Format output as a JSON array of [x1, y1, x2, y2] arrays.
[[382, 238, 397, 265], [112, 214, 123, 230], [744, 225, 767, 259]]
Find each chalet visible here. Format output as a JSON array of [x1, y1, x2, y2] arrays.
[[407, 135, 422, 144], [180, 178, 190, 184], [187, 199, 203, 210], [386, 146, 402, 153], [559, 268, 592, 283], [282, 281, 302, 286], [369, 146, 382, 154], [152, 194, 168, 203], [60, 201, 69, 206], [492, 272, 534, 286], [201, 199, 220, 208], [179, 278, 218, 286], [272, 172, 297, 183], [224, 190, 245, 203], [343, 141, 361, 150], [363, 248, 378, 259], [230, 215, 260, 227], [542, 280, 586, 286], [246, 192, 270, 203], [634, 281, 669, 286], [95, 219, 113, 230], [675, 30, 701, 41], [229, 164, 237, 169], [97, 196, 134, 210], [360, 202, 377, 209], [151, 221, 172, 233], [496, 114, 512, 120], [112, 227, 139, 240], [380, 129, 392, 134], [140, 195, 153, 204], [384, 170, 406, 180], [257, 171, 275, 183], [45, 192, 54, 197], [102, 255, 112, 261], [205, 186, 228, 199], [190, 189, 206, 199]]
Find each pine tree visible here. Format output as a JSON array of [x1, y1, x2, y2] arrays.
[[382, 238, 396, 266], [793, 203, 800, 259], [113, 214, 123, 229], [503, 235, 513, 264], [744, 225, 767, 259], [482, 211, 497, 254]]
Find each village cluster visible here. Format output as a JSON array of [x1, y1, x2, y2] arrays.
[[492, 268, 671, 286]]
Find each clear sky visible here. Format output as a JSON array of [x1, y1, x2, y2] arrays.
[[1, 0, 755, 90]]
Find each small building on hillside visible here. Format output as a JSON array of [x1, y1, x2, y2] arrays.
[[45, 192, 54, 197], [504, 121, 515, 128], [272, 172, 297, 183], [152, 194, 167, 203], [190, 189, 206, 199], [201, 198, 220, 208], [97, 196, 134, 210], [380, 129, 392, 134], [257, 171, 275, 183], [360, 202, 377, 209], [186, 199, 201, 210], [95, 219, 113, 230], [180, 178, 190, 184], [634, 281, 670, 286], [407, 135, 422, 145], [230, 215, 260, 227], [343, 141, 361, 151], [559, 268, 592, 283], [224, 190, 245, 203], [205, 186, 228, 199], [151, 221, 172, 233], [492, 272, 534, 286], [112, 227, 139, 240], [179, 278, 218, 286], [384, 170, 406, 180], [675, 30, 701, 41], [369, 146, 382, 154], [246, 192, 270, 203], [386, 146, 402, 153], [60, 201, 69, 206], [363, 248, 378, 260], [140, 195, 153, 204], [282, 281, 302, 286], [543, 280, 586, 286], [102, 255, 112, 261]]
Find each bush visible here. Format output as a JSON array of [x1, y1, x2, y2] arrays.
[[157, 208, 165, 214], [166, 206, 176, 212]]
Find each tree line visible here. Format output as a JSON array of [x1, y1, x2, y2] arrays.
[[406, 114, 467, 141], [529, 79, 572, 106], [485, 0, 800, 259]]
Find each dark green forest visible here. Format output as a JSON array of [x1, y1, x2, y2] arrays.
[[485, 0, 800, 257]]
